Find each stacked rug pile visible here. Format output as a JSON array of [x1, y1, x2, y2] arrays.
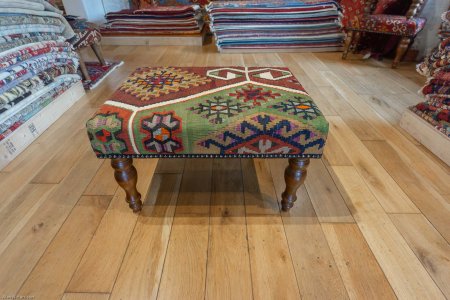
[[100, 5, 204, 36], [0, 0, 82, 167], [206, 0, 344, 52], [415, 36, 450, 138]]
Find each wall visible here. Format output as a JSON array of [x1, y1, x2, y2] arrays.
[[413, 0, 450, 58], [62, 0, 131, 23]]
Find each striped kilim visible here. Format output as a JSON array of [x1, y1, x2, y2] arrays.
[[86, 66, 329, 158]]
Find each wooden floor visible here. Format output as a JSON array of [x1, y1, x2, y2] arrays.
[[1, 44, 449, 300]]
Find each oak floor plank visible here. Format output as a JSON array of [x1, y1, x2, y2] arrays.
[[244, 159, 302, 300], [157, 216, 210, 300], [31, 128, 90, 184], [246, 215, 302, 300], [322, 131, 353, 166], [323, 70, 450, 195], [242, 159, 280, 215], [110, 174, 182, 300], [18, 196, 111, 300], [328, 117, 419, 213], [319, 86, 384, 141], [322, 223, 396, 300], [0, 149, 102, 295], [155, 158, 185, 174], [62, 293, 110, 300], [304, 159, 354, 223], [0, 184, 55, 255], [66, 159, 158, 293], [331, 166, 445, 299], [83, 160, 119, 196], [364, 140, 450, 243], [389, 214, 450, 298], [269, 159, 349, 300], [175, 159, 212, 215], [206, 159, 253, 300]]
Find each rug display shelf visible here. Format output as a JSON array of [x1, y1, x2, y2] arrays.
[[218, 46, 343, 54], [101, 31, 206, 46], [400, 109, 450, 166], [0, 81, 85, 170]]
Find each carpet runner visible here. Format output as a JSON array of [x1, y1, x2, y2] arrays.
[[207, 0, 344, 52], [82, 61, 123, 90], [100, 5, 204, 36]]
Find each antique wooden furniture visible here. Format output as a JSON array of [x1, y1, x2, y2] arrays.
[[86, 67, 329, 212], [68, 17, 106, 81], [342, 0, 427, 68]]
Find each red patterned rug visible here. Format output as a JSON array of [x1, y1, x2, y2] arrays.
[[82, 61, 124, 90]]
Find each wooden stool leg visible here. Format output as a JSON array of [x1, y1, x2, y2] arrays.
[[392, 37, 411, 68], [111, 158, 142, 213], [281, 158, 310, 211], [342, 30, 354, 59], [77, 51, 91, 81], [91, 42, 106, 66]]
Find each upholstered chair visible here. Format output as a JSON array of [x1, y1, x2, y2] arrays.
[[342, 0, 427, 68]]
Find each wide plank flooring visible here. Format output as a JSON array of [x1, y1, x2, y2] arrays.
[[1, 44, 449, 300]]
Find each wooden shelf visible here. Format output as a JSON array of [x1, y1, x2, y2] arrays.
[[0, 81, 85, 170], [400, 109, 450, 166], [101, 32, 206, 46]]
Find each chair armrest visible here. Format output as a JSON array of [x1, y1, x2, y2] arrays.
[[406, 0, 426, 19]]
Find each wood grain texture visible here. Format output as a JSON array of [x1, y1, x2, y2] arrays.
[[269, 159, 349, 300], [19, 196, 111, 300], [67, 159, 157, 293], [331, 166, 445, 299], [364, 140, 450, 243], [322, 223, 396, 300], [389, 214, 450, 298], [304, 159, 353, 223], [0, 149, 102, 295], [110, 174, 181, 300], [206, 159, 253, 300], [157, 216, 209, 300], [62, 293, 110, 300], [328, 116, 419, 213]]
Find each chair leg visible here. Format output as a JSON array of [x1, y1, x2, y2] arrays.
[[91, 42, 106, 66], [351, 31, 362, 54], [77, 51, 91, 81], [392, 37, 411, 68], [342, 31, 354, 59]]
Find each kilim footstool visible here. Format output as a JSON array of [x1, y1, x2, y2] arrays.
[[86, 67, 328, 212]]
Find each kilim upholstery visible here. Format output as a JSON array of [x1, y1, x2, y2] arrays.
[[86, 66, 328, 213], [86, 66, 328, 158]]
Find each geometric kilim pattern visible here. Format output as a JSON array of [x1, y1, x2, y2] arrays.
[[119, 67, 211, 101], [86, 66, 329, 158]]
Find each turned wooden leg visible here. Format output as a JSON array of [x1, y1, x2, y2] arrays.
[[351, 31, 361, 54], [77, 51, 91, 81], [281, 158, 310, 211], [91, 42, 106, 66], [392, 37, 411, 68], [111, 158, 142, 213], [342, 30, 354, 59]]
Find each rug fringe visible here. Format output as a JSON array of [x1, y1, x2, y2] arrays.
[[88, 61, 124, 90]]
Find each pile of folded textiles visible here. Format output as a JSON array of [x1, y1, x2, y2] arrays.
[[206, 0, 344, 52], [0, 0, 81, 143], [100, 5, 204, 36], [415, 37, 450, 138]]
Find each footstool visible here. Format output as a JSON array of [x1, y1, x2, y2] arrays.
[[86, 67, 328, 212]]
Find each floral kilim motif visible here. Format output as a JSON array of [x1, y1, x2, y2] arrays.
[[86, 67, 329, 158]]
